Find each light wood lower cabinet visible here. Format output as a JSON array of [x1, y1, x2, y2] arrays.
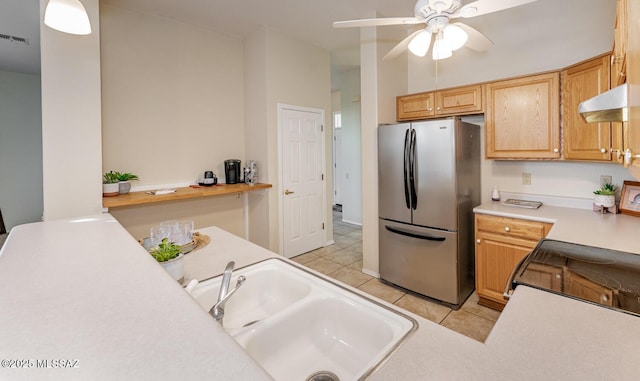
[[475, 214, 553, 310]]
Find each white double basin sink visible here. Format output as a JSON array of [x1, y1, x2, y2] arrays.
[[189, 258, 417, 381]]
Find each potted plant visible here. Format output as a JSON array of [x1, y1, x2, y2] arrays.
[[149, 238, 184, 282], [103, 171, 121, 197], [117, 172, 139, 194], [594, 183, 616, 208]]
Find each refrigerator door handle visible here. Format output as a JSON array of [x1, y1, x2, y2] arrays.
[[403, 129, 411, 209], [409, 129, 417, 210], [385, 225, 446, 242]]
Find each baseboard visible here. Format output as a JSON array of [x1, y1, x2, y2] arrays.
[[361, 267, 379, 278]]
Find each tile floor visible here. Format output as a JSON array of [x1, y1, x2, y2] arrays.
[[291, 210, 501, 342]]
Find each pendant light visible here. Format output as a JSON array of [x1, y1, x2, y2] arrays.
[[44, 0, 92, 35]]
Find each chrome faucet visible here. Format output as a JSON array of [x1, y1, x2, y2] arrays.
[[209, 261, 245, 324]]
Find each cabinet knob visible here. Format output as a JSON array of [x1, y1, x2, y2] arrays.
[[602, 295, 609, 302], [429, 108, 433, 112], [600, 148, 607, 154], [476, 239, 481, 244], [436, 106, 441, 110], [555, 274, 561, 279], [504, 226, 510, 232], [553, 148, 559, 153]]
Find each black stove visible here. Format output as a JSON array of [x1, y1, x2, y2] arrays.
[[506, 239, 640, 317]]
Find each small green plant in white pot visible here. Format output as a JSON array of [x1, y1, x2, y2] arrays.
[[149, 238, 184, 282], [103, 171, 121, 197], [117, 172, 139, 194], [594, 183, 616, 208]]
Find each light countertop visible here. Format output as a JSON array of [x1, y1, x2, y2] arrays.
[[1, 213, 640, 380], [474, 201, 640, 254]]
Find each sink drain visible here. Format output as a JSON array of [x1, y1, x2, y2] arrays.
[[306, 371, 340, 381]]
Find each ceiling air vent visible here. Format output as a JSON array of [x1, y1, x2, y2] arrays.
[[0, 33, 30, 45]]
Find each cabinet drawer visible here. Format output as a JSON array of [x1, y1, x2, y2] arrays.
[[476, 214, 551, 241]]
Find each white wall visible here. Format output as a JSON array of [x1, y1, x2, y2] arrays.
[[99, 4, 248, 238], [40, 0, 103, 221], [338, 69, 362, 226], [244, 27, 333, 252], [360, 25, 379, 275], [0, 70, 43, 230], [407, 0, 618, 93], [100, 4, 245, 188]]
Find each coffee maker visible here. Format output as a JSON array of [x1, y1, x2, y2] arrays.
[[224, 159, 241, 184]]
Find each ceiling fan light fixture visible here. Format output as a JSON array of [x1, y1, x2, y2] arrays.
[[44, 0, 92, 35], [432, 32, 452, 60], [443, 24, 467, 51], [408, 30, 431, 57]]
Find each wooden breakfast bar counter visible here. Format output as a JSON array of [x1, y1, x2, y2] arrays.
[[102, 183, 272, 209]]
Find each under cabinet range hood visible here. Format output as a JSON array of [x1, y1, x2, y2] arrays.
[[578, 84, 628, 123]]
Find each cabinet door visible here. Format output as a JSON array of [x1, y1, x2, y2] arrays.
[[396, 92, 435, 121], [611, 0, 627, 87], [475, 232, 535, 310], [627, 0, 640, 167], [485, 72, 561, 159], [435, 85, 483, 115], [562, 55, 614, 161]]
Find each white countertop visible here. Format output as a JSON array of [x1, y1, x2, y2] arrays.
[[2, 213, 640, 380], [0, 215, 271, 381], [473, 201, 640, 254]]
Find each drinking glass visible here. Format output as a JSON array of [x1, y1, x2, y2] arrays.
[[150, 225, 170, 247], [178, 220, 195, 244]]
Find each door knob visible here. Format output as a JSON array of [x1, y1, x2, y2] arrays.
[[284, 190, 294, 195]]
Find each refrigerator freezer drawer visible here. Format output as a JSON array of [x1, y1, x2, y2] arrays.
[[379, 219, 460, 305]]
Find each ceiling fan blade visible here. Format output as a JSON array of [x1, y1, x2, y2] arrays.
[[383, 29, 427, 60], [454, 0, 538, 18], [333, 17, 422, 28], [453, 23, 493, 52]]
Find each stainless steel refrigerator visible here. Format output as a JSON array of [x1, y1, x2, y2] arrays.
[[378, 117, 480, 307]]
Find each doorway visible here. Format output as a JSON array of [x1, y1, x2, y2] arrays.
[[332, 111, 343, 209], [278, 104, 326, 258]]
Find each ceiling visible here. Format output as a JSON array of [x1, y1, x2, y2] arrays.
[[0, 0, 40, 75], [0, 0, 617, 79]]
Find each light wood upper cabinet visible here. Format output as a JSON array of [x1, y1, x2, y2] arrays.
[[562, 54, 623, 162], [626, 0, 640, 168], [475, 214, 553, 311], [397, 92, 435, 121], [485, 72, 561, 159], [396, 84, 483, 121], [434, 85, 483, 115], [611, 0, 627, 87]]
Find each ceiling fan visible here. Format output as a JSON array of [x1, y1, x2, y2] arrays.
[[333, 0, 538, 61]]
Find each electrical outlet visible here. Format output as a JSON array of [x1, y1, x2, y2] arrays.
[[600, 175, 612, 186], [522, 173, 531, 185]]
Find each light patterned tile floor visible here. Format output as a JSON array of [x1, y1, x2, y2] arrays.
[[291, 209, 500, 343]]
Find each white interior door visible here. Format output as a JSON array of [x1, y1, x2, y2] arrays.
[[280, 106, 325, 258]]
